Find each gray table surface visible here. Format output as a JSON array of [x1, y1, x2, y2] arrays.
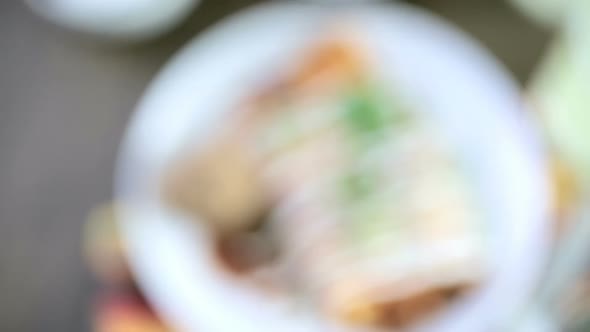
[[0, 1, 548, 331]]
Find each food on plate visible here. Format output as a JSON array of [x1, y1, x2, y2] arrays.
[[163, 130, 270, 233], [214, 229, 278, 274], [163, 34, 487, 329], [332, 284, 472, 328]]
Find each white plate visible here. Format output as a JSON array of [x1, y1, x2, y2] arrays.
[[26, 0, 199, 41], [116, 3, 552, 332]]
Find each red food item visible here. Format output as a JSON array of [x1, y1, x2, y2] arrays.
[[93, 293, 170, 332]]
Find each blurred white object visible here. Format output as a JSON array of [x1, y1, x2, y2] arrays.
[[508, 0, 568, 26], [529, 1, 590, 176], [527, 3, 590, 330], [116, 2, 551, 332], [25, 0, 199, 41], [512, 309, 559, 332]]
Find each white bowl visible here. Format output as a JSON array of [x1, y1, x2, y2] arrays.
[[25, 0, 199, 41], [116, 2, 552, 331]]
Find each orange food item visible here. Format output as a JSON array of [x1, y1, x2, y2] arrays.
[[94, 294, 170, 332], [288, 39, 366, 88]]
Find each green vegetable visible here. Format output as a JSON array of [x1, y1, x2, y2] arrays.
[[340, 170, 376, 202], [342, 83, 410, 140], [344, 90, 386, 134]]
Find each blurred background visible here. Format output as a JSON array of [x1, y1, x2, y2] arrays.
[[0, 0, 554, 331]]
